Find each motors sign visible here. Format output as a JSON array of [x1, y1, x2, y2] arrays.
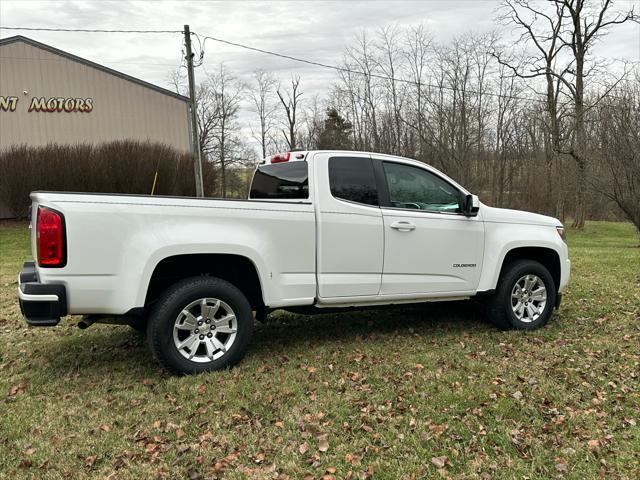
[[0, 96, 94, 113]]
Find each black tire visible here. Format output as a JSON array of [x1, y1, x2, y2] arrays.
[[147, 277, 254, 375], [485, 260, 556, 330]]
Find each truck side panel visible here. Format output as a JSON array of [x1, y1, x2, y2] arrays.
[[32, 193, 316, 314]]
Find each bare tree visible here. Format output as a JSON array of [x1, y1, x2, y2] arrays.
[[492, 61, 523, 207], [404, 24, 433, 161], [495, 0, 571, 218], [420, 34, 494, 188], [249, 69, 278, 158], [167, 68, 187, 96], [302, 94, 325, 149], [207, 64, 244, 197], [345, 32, 382, 151], [555, 0, 637, 228], [377, 24, 406, 153], [498, 0, 637, 227], [593, 76, 640, 233], [167, 68, 221, 164], [195, 81, 221, 162], [334, 67, 365, 149], [277, 75, 303, 149]]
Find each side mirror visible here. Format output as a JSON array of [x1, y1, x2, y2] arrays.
[[464, 194, 480, 217]]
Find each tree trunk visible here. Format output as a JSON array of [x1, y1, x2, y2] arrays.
[[571, 43, 586, 229], [220, 123, 227, 198], [572, 157, 586, 229], [554, 155, 566, 222]]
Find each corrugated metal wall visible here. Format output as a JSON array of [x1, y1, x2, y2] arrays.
[[0, 39, 191, 151]]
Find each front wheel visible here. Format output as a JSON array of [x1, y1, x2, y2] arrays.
[[147, 277, 254, 375], [485, 260, 556, 330]]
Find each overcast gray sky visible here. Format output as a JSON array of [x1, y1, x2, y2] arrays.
[[2, 0, 638, 99]]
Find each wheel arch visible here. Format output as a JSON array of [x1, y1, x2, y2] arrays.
[[143, 253, 265, 310], [497, 246, 561, 292]]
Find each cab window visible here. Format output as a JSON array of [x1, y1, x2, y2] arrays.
[[328, 157, 379, 206], [382, 162, 461, 213], [250, 162, 309, 199]]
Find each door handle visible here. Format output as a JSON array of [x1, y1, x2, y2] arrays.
[[390, 221, 416, 231]]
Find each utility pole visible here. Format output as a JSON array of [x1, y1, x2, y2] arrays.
[[184, 24, 205, 197]]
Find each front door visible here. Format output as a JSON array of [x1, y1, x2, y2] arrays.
[[378, 159, 484, 295]]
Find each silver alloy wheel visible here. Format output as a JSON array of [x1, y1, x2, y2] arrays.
[[172, 297, 238, 363], [510, 274, 547, 323]]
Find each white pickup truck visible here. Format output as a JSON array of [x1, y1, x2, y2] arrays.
[[19, 150, 570, 375]]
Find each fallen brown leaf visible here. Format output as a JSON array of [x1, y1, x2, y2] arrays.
[[8, 382, 27, 397], [317, 433, 329, 452], [358, 465, 374, 479], [431, 456, 448, 469]]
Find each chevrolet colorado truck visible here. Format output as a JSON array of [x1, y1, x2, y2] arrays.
[[18, 150, 570, 375]]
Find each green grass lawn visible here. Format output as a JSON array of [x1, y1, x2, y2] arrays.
[[1, 221, 638, 479]]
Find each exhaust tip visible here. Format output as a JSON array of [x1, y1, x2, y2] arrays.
[[77, 316, 97, 329]]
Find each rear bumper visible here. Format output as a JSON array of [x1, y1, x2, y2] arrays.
[[18, 261, 67, 326]]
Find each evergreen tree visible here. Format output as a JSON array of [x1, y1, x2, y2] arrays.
[[317, 108, 353, 150]]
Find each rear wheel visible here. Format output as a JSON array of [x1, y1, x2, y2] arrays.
[[486, 260, 556, 330], [147, 277, 253, 375]]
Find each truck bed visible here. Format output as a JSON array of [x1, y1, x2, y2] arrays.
[[29, 191, 317, 314]]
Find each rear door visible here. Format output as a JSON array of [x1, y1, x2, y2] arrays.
[[314, 152, 383, 298], [376, 158, 484, 295]]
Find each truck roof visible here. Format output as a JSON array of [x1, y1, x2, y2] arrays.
[[261, 149, 409, 165], [262, 149, 442, 165]]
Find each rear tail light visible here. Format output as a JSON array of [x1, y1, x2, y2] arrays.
[[37, 206, 66, 267], [271, 152, 290, 163]]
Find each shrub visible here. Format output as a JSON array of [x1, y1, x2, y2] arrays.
[[0, 141, 197, 218]]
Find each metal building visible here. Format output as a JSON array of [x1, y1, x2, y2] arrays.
[[0, 35, 191, 151]]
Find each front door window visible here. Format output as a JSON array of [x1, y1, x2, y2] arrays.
[[382, 162, 461, 213]]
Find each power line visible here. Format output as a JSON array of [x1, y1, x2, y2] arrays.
[[0, 26, 182, 34], [197, 32, 542, 103]]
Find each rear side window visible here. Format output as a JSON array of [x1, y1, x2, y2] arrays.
[[250, 162, 309, 199], [328, 157, 379, 206]]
